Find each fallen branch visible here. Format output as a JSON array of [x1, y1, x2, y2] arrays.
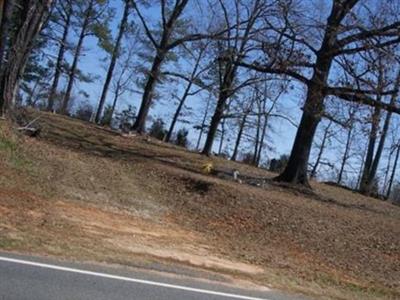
[[17, 116, 42, 137]]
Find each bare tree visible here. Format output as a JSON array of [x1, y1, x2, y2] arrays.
[[201, 0, 269, 155], [163, 41, 210, 142], [310, 121, 333, 179], [195, 94, 212, 150], [387, 142, 400, 199], [230, 92, 255, 161], [131, 0, 221, 133], [360, 67, 400, 194], [239, 0, 400, 186], [104, 36, 139, 126], [337, 105, 358, 184]]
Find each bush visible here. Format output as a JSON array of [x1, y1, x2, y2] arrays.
[[269, 154, 289, 173], [149, 118, 167, 140], [101, 105, 114, 126], [115, 105, 136, 132], [175, 128, 189, 148], [240, 152, 254, 165], [74, 102, 94, 122]]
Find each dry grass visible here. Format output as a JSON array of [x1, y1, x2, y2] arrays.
[[0, 110, 399, 300]]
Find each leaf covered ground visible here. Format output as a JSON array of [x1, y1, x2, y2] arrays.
[[0, 110, 399, 300]]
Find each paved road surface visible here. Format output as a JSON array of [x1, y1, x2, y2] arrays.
[[0, 253, 307, 300]]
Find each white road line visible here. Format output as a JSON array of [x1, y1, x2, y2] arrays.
[[0, 256, 270, 300]]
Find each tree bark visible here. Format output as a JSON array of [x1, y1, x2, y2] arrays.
[[252, 111, 261, 165], [196, 96, 210, 150], [386, 143, 400, 199], [165, 81, 192, 142], [218, 116, 226, 155], [60, 0, 93, 115], [47, 1, 72, 112], [201, 0, 262, 154], [274, 90, 323, 186], [256, 114, 269, 166], [253, 95, 268, 166], [107, 83, 121, 126], [360, 71, 400, 194], [231, 112, 248, 161], [383, 147, 393, 193], [310, 121, 331, 179], [1, 0, 52, 115], [94, 0, 130, 123], [364, 110, 392, 192], [202, 91, 228, 155], [164, 47, 204, 142], [132, 53, 165, 133], [274, 0, 347, 186], [337, 126, 352, 184], [132, 0, 189, 133], [0, 0, 13, 69], [0, 0, 13, 113], [359, 106, 380, 193]]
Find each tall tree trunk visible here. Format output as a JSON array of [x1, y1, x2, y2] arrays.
[[274, 82, 326, 186], [107, 83, 121, 126], [359, 106, 380, 193], [254, 95, 268, 166], [60, 0, 92, 115], [252, 112, 261, 165], [202, 91, 228, 155], [165, 80, 192, 142], [0, 0, 13, 113], [387, 143, 400, 199], [1, 0, 52, 115], [95, 0, 130, 123], [337, 126, 352, 184], [231, 113, 248, 161], [0, 0, 13, 69], [256, 114, 269, 166], [165, 47, 204, 142], [200, 0, 261, 156], [310, 121, 331, 179], [218, 117, 226, 155], [365, 110, 392, 192], [196, 96, 210, 150], [132, 0, 189, 133], [27, 76, 40, 106], [357, 147, 367, 189], [132, 52, 165, 133], [47, 1, 72, 112], [361, 72, 400, 194], [202, 55, 237, 156], [383, 147, 393, 193], [274, 1, 352, 186]]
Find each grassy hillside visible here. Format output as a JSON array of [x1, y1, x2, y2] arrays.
[[0, 110, 399, 300]]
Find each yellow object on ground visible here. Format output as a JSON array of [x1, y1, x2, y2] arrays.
[[202, 162, 213, 174]]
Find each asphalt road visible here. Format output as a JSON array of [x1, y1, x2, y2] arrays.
[[0, 253, 307, 300]]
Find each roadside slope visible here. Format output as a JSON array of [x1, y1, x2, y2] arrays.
[[0, 111, 399, 300]]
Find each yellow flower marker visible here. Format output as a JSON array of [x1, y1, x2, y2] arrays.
[[202, 162, 213, 174]]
